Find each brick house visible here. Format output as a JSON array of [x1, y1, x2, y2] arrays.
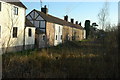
[[26, 5, 85, 48]]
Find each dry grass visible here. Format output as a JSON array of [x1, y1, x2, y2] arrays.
[[2, 28, 119, 78]]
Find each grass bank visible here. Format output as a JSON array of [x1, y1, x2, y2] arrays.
[[2, 40, 119, 78]]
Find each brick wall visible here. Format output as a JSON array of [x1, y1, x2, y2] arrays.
[[46, 22, 55, 46], [62, 26, 72, 42]]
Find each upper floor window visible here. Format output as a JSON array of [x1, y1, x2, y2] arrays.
[[14, 6, 18, 15], [28, 29, 32, 37], [0, 2, 1, 11], [59, 26, 60, 32], [13, 27, 18, 38]]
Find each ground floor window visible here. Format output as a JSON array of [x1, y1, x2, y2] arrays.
[[13, 27, 18, 38], [56, 35, 57, 40], [42, 35, 46, 41], [61, 35, 62, 40], [28, 28, 32, 37]]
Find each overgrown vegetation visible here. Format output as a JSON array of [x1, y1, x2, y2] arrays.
[[2, 27, 118, 78]]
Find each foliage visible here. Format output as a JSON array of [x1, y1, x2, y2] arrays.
[[84, 20, 91, 39], [2, 27, 119, 78]]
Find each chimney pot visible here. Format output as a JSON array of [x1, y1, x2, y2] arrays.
[[64, 15, 68, 21], [71, 18, 74, 24], [79, 22, 81, 26], [76, 21, 78, 24], [41, 5, 48, 14]]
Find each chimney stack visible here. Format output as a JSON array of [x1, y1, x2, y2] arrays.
[[64, 15, 68, 21], [79, 22, 81, 26], [76, 21, 78, 24], [41, 5, 48, 14], [71, 18, 74, 24]]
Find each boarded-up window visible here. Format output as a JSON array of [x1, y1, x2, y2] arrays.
[[0, 2, 1, 11], [13, 27, 18, 38], [14, 6, 18, 15], [28, 29, 32, 37], [0, 26, 1, 38]]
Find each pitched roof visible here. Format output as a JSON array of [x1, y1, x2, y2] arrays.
[[34, 9, 84, 30], [25, 18, 35, 27], [0, 0, 27, 9]]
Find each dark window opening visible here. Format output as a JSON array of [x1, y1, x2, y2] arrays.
[[61, 35, 62, 40], [0, 2, 1, 11], [14, 6, 18, 15], [43, 35, 45, 41], [56, 35, 57, 40], [28, 29, 32, 37], [13, 27, 17, 38]]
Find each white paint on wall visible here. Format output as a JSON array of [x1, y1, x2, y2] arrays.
[[0, 1, 26, 49], [25, 27, 35, 45], [54, 24, 63, 46]]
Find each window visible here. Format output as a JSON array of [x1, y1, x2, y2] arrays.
[[59, 26, 60, 32], [42, 35, 45, 41], [28, 29, 32, 37], [13, 27, 18, 38], [0, 26, 1, 38], [0, 2, 1, 11], [61, 35, 62, 40], [56, 35, 57, 40], [14, 6, 18, 15]]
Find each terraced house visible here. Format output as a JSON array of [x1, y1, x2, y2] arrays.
[[0, 0, 35, 53], [26, 5, 86, 48]]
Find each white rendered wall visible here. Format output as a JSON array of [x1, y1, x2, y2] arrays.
[[54, 24, 63, 46], [25, 27, 35, 46], [0, 1, 26, 49]]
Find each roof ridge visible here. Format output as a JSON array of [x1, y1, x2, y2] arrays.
[[34, 9, 84, 30]]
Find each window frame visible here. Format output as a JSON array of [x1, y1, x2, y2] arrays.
[[56, 35, 57, 40], [61, 35, 62, 40], [42, 35, 45, 41], [13, 27, 18, 38], [0, 2, 1, 11], [28, 28, 32, 37], [59, 26, 60, 32], [14, 6, 18, 15]]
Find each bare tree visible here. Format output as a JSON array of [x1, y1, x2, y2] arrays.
[[98, 1, 109, 30], [1, 4, 20, 53]]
